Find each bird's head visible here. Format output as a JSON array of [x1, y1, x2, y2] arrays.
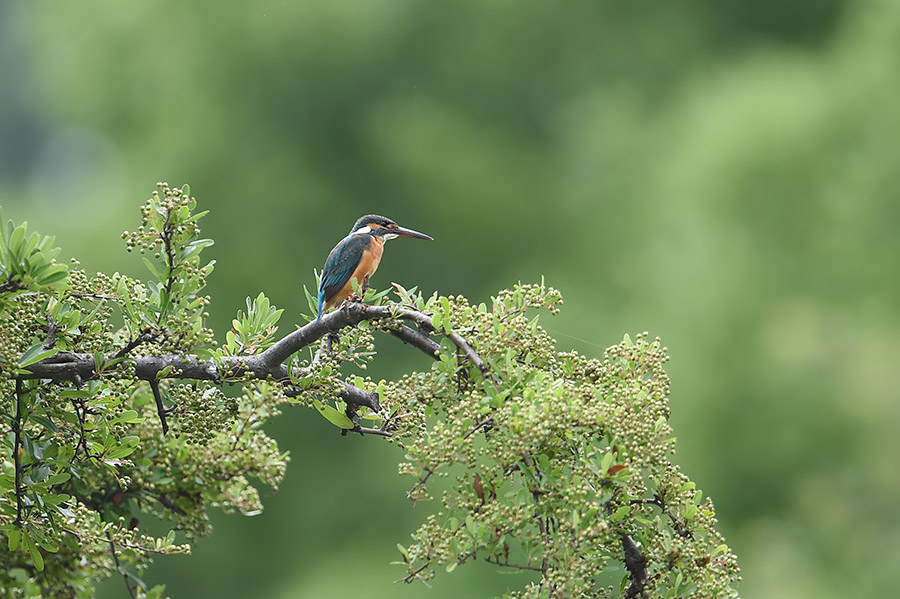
[[350, 214, 433, 241]]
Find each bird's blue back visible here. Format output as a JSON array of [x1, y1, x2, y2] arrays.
[[317, 233, 370, 320]]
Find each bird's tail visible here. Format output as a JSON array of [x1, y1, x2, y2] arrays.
[[317, 288, 325, 322]]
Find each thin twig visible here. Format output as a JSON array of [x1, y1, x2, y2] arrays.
[[396, 560, 432, 584], [407, 466, 435, 499], [629, 494, 693, 539], [521, 454, 550, 574], [446, 331, 492, 380], [484, 556, 545, 572], [13, 379, 24, 527], [68, 292, 121, 302], [62, 527, 172, 555], [156, 209, 177, 327], [107, 530, 138, 599], [462, 417, 494, 440], [71, 398, 102, 460], [347, 425, 394, 438], [148, 380, 169, 435], [112, 330, 157, 361], [43, 315, 59, 350], [0, 274, 23, 294]]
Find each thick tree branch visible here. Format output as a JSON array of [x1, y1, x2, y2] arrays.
[[15, 301, 495, 427], [15, 302, 448, 410], [385, 323, 441, 357], [621, 531, 648, 599]]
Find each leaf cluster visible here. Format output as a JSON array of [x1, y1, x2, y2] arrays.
[[0, 187, 739, 599], [0, 185, 287, 598], [382, 288, 741, 598]]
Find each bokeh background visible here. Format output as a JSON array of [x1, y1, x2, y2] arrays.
[[2, 1, 899, 597]]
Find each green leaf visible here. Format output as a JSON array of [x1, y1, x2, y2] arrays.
[[45, 472, 71, 485], [142, 257, 165, 281], [109, 410, 142, 425], [18, 344, 59, 368], [601, 451, 614, 473], [30, 415, 58, 433], [7, 528, 20, 552], [9, 223, 26, 256], [181, 238, 214, 261], [22, 532, 44, 571], [313, 400, 354, 429], [106, 436, 140, 459], [303, 283, 318, 318], [396, 543, 409, 560], [36, 264, 68, 287]]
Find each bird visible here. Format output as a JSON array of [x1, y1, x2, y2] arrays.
[[317, 214, 433, 321]]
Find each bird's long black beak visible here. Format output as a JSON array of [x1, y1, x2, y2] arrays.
[[394, 226, 433, 240]]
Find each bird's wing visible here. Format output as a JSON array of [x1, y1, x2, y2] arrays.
[[319, 234, 369, 304]]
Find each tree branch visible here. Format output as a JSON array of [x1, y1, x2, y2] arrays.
[[620, 531, 648, 599], [107, 530, 139, 599], [12, 379, 24, 527], [484, 556, 545, 573], [43, 315, 59, 350], [629, 494, 693, 539], [148, 380, 170, 435], [15, 302, 456, 414], [14, 301, 497, 439], [386, 323, 441, 358], [0, 273, 24, 294]]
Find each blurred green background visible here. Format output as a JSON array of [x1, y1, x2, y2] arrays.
[[2, 1, 899, 597]]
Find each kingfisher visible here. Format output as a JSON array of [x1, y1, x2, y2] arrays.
[[317, 214, 433, 321]]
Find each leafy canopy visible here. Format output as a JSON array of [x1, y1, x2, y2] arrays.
[[0, 185, 739, 598]]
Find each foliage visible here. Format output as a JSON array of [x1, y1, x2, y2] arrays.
[[0, 185, 287, 598], [0, 188, 739, 598], [383, 291, 740, 598], [2, 2, 898, 598]]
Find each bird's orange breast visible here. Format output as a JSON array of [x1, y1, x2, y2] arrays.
[[325, 236, 384, 309]]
